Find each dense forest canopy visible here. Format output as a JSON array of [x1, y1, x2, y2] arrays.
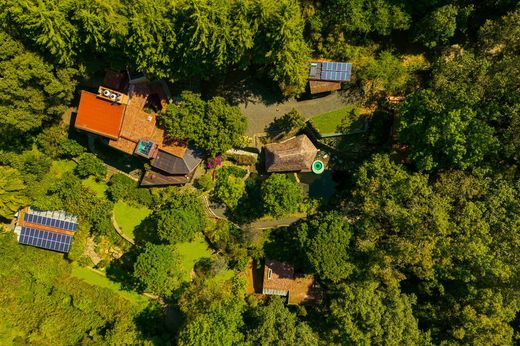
[[0, 0, 519, 345]]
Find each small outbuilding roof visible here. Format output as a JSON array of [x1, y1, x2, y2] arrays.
[[16, 207, 78, 253], [262, 260, 321, 305], [75, 91, 126, 139], [264, 135, 318, 173], [151, 148, 202, 175]]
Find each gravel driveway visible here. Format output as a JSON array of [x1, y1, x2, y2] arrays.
[[240, 92, 349, 135]]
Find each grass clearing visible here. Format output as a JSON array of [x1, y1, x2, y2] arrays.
[[71, 264, 149, 306], [309, 105, 359, 134], [82, 176, 108, 197], [113, 201, 151, 241], [175, 234, 213, 281]]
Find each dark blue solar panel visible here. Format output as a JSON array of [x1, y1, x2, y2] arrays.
[[320, 62, 352, 81], [320, 70, 351, 82], [72, 223, 78, 231], [58, 220, 65, 229], [19, 227, 73, 253]]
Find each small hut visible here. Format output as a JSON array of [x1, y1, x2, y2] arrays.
[[264, 135, 318, 173]]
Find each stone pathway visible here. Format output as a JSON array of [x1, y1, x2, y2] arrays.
[[111, 212, 135, 245], [246, 216, 302, 230], [84, 237, 101, 265]]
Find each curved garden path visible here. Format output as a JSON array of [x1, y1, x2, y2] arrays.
[[111, 212, 135, 245]]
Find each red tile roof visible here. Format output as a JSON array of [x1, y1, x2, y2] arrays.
[[75, 91, 125, 139], [262, 260, 321, 305]]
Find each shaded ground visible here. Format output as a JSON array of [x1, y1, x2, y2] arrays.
[[71, 264, 150, 305], [299, 171, 337, 201], [241, 92, 350, 135], [208, 72, 352, 136]]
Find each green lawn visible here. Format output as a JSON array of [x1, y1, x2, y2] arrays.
[[113, 201, 151, 241], [175, 235, 213, 281], [82, 176, 108, 197], [71, 264, 149, 306], [175, 235, 235, 282], [309, 105, 358, 134]]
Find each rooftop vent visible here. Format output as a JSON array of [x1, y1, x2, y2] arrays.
[[97, 86, 129, 105]]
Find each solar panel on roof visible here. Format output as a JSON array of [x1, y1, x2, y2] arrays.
[[19, 227, 73, 253], [319, 62, 352, 81]]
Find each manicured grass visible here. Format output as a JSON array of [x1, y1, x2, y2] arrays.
[[175, 235, 235, 282], [309, 105, 358, 134], [71, 264, 149, 306], [175, 234, 213, 281], [113, 201, 151, 241], [51, 160, 77, 177], [82, 176, 108, 197]]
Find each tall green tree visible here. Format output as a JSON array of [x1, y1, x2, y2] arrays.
[[74, 153, 107, 180], [254, 0, 311, 96], [0, 31, 77, 145], [2, 0, 127, 65], [161, 91, 246, 155], [413, 5, 461, 48], [349, 155, 520, 344], [399, 90, 498, 171], [260, 174, 303, 218], [214, 175, 246, 209], [329, 280, 428, 346], [133, 243, 184, 296], [126, 0, 177, 79], [174, 0, 255, 79], [153, 190, 206, 244], [177, 278, 246, 346], [297, 212, 354, 282], [246, 296, 319, 346]]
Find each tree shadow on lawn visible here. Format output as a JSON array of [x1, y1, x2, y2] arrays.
[[134, 300, 185, 344], [133, 214, 162, 246], [105, 246, 140, 292]]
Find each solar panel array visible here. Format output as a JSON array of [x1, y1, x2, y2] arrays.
[[17, 208, 78, 253], [23, 213, 78, 231], [320, 62, 352, 82], [19, 227, 73, 253]]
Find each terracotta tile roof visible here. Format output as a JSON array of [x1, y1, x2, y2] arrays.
[[262, 259, 321, 305], [108, 136, 138, 155], [75, 91, 126, 139], [107, 82, 187, 157], [264, 135, 318, 172]]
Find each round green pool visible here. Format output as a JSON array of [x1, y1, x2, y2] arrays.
[[312, 160, 325, 174]]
